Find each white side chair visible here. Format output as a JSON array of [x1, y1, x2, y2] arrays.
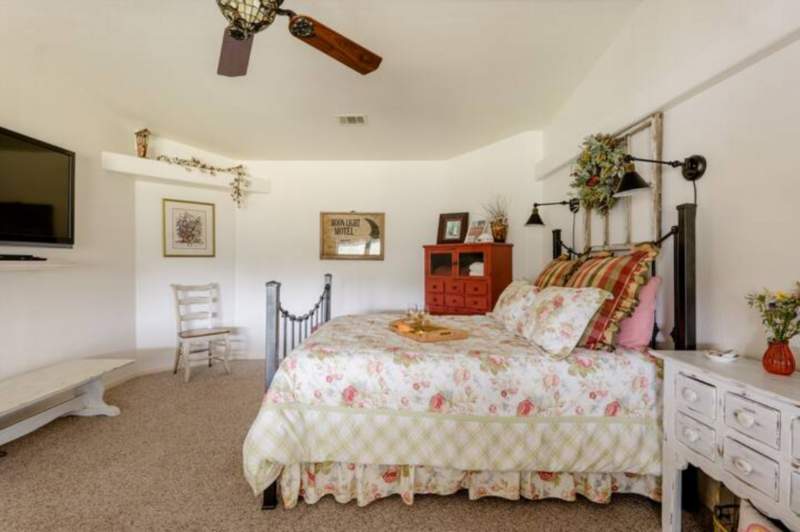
[[171, 283, 232, 383]]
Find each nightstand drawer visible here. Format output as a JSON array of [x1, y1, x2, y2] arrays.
[[445, 295, 465, 307], [464, 280, 488, 296], [725, 393, 781, 449], [676, 413, 716, 461], [792, 417, 800, 460], [427, 292, 445, 307], [676, 373, 717, 421], [792, 472, 800, 515], [723, 437, 779, 501], [445, 280, 465, 295], [427, 279, 445, 293], [465, 296, 489, 311]]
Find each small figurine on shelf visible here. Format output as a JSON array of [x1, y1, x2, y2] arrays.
[[747, 283, 800, 375], [134, 128, 151, 158]]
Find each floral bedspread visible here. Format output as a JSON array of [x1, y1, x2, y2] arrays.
[[243, 314, 662, 495]]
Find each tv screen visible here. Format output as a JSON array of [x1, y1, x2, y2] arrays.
[[0, 126, 75, 246]]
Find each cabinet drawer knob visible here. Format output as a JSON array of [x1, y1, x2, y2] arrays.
[[682, 427, 700, 443], [681, 387, 698, 403], [732, 456, 753, 476], [733, 409, 756, 428]]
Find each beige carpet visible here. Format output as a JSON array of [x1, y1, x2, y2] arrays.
[[1, 361, 707, 531]]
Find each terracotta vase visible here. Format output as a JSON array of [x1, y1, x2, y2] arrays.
[[762, 341, 796, 376], [491, 222, 508, 243]]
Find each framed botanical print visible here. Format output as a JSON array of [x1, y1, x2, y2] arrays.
[[320, 212, 385, 261], [162, 199, 215, 257], [437, 212, 469, 244]]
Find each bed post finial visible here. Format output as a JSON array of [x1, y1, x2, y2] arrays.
[[324, 273, 332, 322], [672, 203, 696, 350], [265, 281, 281, 390]]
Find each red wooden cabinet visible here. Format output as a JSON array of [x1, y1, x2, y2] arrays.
[[423, 243, 512, 315]]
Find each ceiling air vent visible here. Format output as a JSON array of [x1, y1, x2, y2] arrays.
[[337, 115, 368, 126]]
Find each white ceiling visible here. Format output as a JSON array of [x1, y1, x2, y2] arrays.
[[2, 0, 641, 160]]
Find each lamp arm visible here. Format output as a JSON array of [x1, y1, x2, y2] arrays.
[[533, 200, 570, 208], [625, 155, 683, 168]]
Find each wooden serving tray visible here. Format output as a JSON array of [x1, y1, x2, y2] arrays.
[[389, 319, 469, 343]]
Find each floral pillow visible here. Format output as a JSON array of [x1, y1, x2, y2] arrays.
[[521, 287, 612, 359], [491, 280, 539, 336]]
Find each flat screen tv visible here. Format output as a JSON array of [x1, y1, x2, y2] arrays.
[[0, 126, 75, 247]]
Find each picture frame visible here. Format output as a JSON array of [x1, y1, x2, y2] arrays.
[[162, 199, 215, 257], [436, 212, 469, 244], [464, 220, 488, 243], [320, 212, 385, 261]]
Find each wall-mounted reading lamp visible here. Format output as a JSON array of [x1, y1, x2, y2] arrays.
[[615, 154, 707, 202], [525, 198, 581, 226]]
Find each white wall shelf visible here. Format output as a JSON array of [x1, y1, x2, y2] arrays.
[[101, 152, 270, 193], [0, 260, 75, 272]]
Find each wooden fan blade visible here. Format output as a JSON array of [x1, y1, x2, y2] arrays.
[[217, 30, 254, 77], [288, 15, 382, 75]]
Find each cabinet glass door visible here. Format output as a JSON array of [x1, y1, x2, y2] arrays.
[[457, 250, 485, 277], [429, 252, 454, 276]]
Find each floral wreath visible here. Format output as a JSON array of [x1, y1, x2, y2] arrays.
[[570, 133, 629, 214]]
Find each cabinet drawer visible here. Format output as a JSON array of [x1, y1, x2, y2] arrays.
[[445, 295, 465, 307], [723, 437, 779, 501], [676, 413, 716, 461], [792, 417, 800, 460], [793, 472, 800, 515], [725, 393, 780, 449], [465, 296, 489, 311], [464, 280, 488, 296], [676, 374, 717, 421], [427, 279, 445, 293], [427, 292, 445, 307], [445, 280, 465, 295]]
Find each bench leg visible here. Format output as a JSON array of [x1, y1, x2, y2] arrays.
[[69, 378, 120, 417]]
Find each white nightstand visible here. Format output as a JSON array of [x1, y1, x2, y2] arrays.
[[652, 350, 800, 531]]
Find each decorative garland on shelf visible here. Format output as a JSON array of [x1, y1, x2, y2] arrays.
[[156, 155, 251, 208], [569, 133, 630, 214]]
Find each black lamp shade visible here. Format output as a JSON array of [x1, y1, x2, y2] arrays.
[[525, 207, 544, 226], [614, 170, 651, 198]]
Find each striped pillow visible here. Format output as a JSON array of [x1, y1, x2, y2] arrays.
[[534, 256, 581, 288], [566, 243, 659, 350]]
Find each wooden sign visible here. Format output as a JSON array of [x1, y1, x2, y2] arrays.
[[320, 212, 385, 261]]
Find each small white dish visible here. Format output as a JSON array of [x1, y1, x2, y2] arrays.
[[705, 349, 739, 362]]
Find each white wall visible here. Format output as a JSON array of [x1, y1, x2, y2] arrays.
[[0, 45, 137, 380], [536, 2, 800, 357]]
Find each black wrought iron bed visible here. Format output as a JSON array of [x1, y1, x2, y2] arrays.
[[258, 203, 697, 510]]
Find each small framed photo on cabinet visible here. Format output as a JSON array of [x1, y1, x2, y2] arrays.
[[437, 212, 469, 244]]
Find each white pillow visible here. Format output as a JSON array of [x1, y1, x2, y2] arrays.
[[738, 500, 781, 532], [491, 281, 539, 337], [522, 286, 611, 358]]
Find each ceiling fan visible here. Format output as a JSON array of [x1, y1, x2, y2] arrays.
[[216, 0, 382, 77]]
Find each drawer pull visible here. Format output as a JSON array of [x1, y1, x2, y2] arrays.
[[681, 387, 698, 403], [733, 409, 756, 428], [732, 456, 753, 476], [682, 427, 700, 443]]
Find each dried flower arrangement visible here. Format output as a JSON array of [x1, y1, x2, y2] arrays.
[[156, 155, 251, 208], [483, 196, 509, 243]]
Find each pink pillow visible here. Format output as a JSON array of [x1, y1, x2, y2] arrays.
[[616, 276, 661, 349]]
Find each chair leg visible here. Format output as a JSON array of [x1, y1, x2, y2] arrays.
[[173, 345, 181, 375], [208, 340, 213, 368], [182, 343, 192, 383], [223, 335, 231, 375]]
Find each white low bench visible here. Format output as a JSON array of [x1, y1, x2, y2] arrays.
[[0, 358, 134, 447]]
